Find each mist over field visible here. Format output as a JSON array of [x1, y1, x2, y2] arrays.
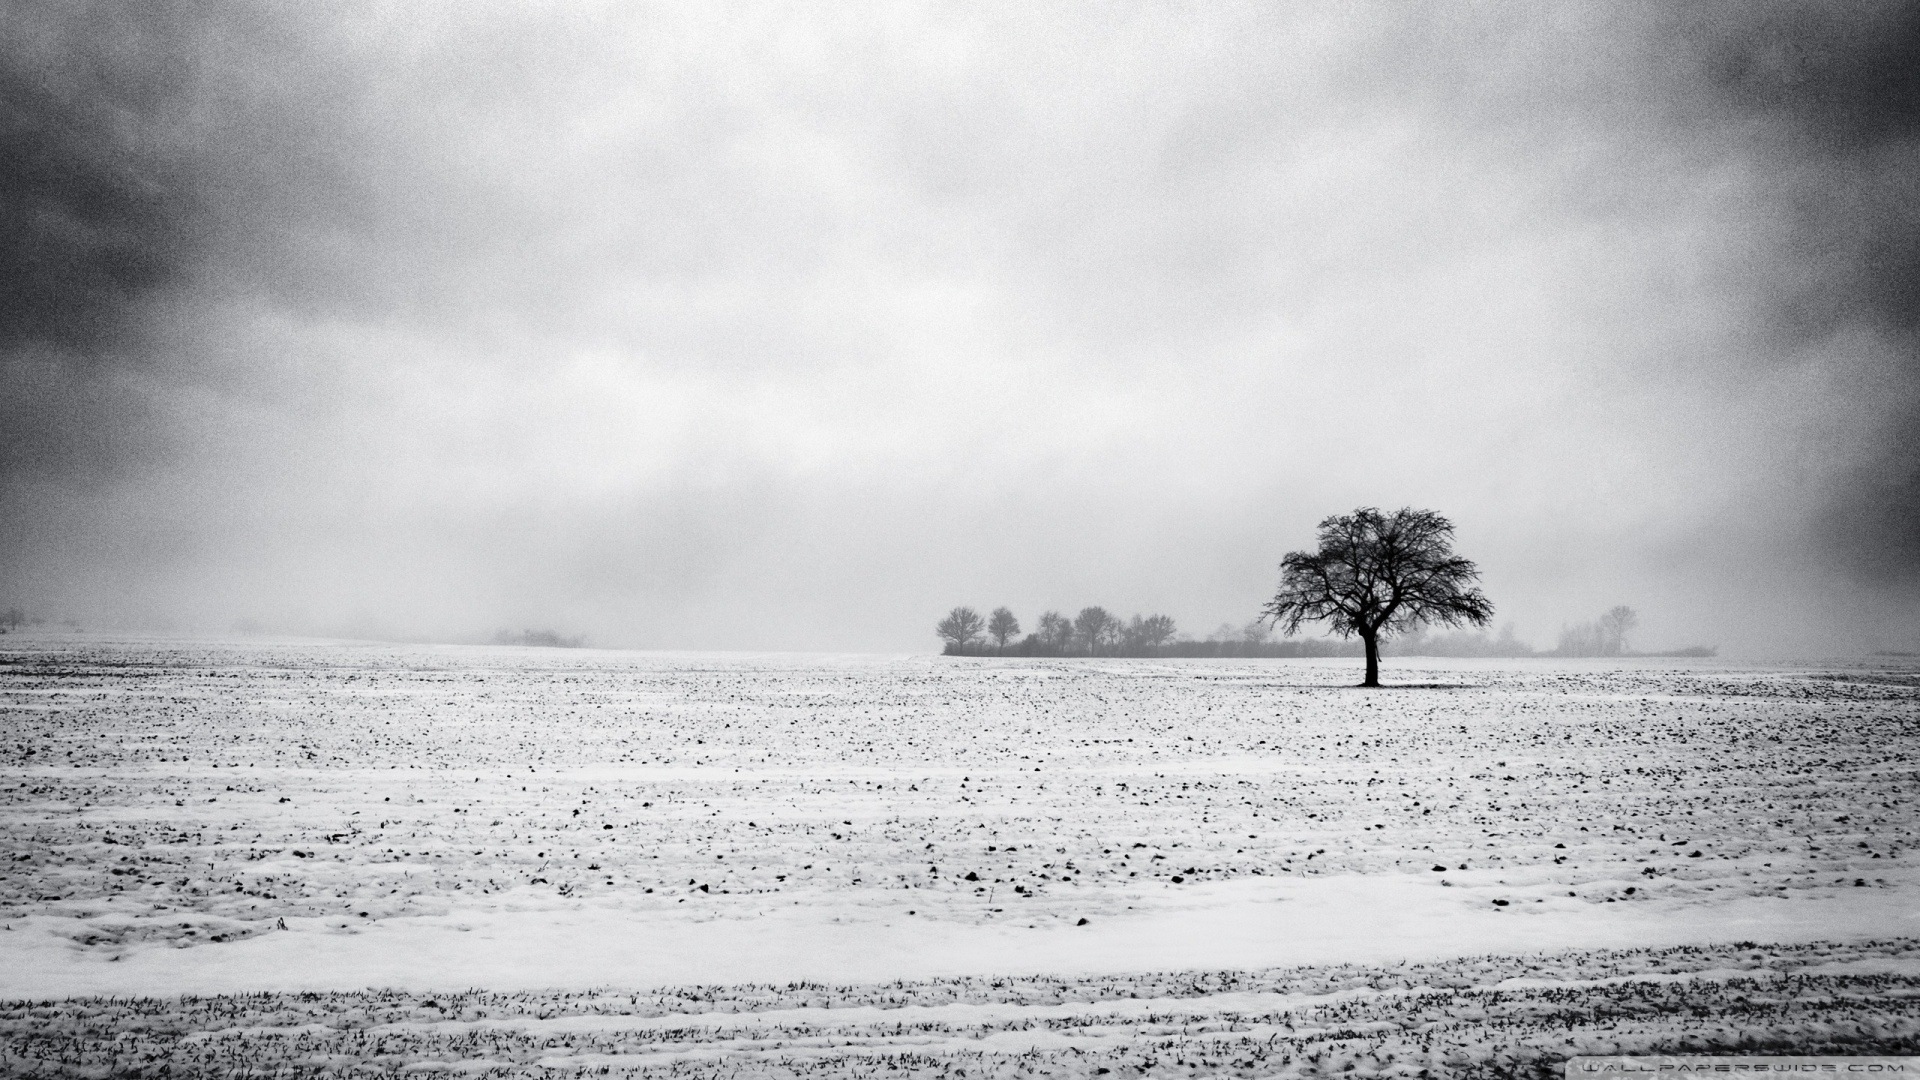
[[2, 2, 1917, 655]]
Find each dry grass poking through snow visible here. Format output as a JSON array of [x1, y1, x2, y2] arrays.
[[3, 938, 1919, 1077]]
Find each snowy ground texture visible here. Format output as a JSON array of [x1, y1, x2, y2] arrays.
[[2, 636, 1918, 1076]]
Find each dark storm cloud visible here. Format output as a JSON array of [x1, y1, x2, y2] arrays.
[[1680, 2, 1920, 583], [0, 0, 349, 471], [0, 0, 382, 617], [0, 1, 198, 488], [0, 6, 192, 354]]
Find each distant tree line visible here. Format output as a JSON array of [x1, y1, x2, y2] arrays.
[[936, 601, 1713, 659], [0, 608, 48, 633], [493, 629, 586, 648], [1555, 605, 1638, 657], [936, 606, 1163, 657], [1383, 623, 1535, 658], [936, 606, 1367, 658], [1387, 607, 1712, 658], [1548, 606, 1714, 658]]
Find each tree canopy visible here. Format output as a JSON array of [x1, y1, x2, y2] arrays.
[[1262, 506, 1493, 686], [935, 606, 985, 648], [1036, 611, 1074, 650], [987, 607, 1021, 648], [1598, 605, 1638, 655], [1073, 606, 1117, 653], [936, 605, 1185, 656]]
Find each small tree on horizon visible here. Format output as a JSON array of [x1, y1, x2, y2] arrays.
[[987, 607, 1021, 649], [1126, 613, 1178, 650], [1073, 606, 1117, 656], [1262, 506, 1494, 687], [935, 606, 986, 650], [1598, 605, 1638, 656], [1036, 611, 1074, 651]]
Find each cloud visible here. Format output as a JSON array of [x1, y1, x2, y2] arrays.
[[3, 2, 1916, 654], [1675, 2, 1920, 586]]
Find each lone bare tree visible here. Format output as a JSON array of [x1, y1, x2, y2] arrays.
[[935, 606, 985, 650], [987, 607, 1021, 649], [1262, 507, 1494, 687]]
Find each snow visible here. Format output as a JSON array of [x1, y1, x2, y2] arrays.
[[6, 940, 1919, 1076], [2, 634, 1917, 1071], [5, 870, 1917, 1000]]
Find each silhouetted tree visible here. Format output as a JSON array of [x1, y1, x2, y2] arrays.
[[1037, 611, 1074, 650], [1262, 506, 1494, 687], [987, 607, 1021, 649], [1555, 605, 1639, 657], [1074, 606, 1117, 655], [1599, 605, 1638, 655], [935, 606, 985, 649], [1124, 614, 1177, 650]]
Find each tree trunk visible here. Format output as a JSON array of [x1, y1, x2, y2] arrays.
[[1361, 632, 1380, 687]]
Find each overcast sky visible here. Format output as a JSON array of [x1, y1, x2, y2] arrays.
[[3, 1, 1916, 655]]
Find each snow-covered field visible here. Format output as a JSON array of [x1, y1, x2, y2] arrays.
[[3, 635, 1917, 1075]]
